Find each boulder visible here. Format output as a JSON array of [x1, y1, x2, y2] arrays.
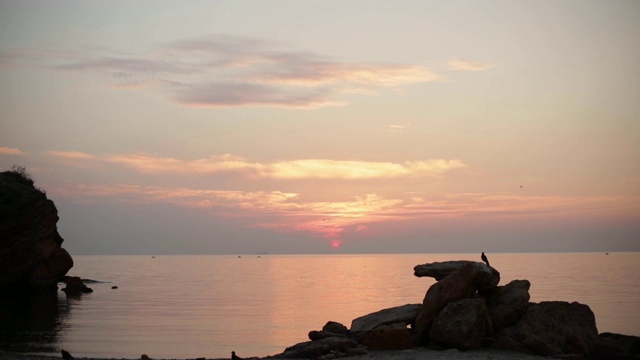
[[0, 168, 73, 292], [322, 321, 349, 336], [414, 260, 500, 286], [363, 323, 412, 350], [280, 337, 357, 358], [414, 263, 498, 343], [62, 276, 93, 295], [592, 332, 640, 360], [487, 279, 531, 332], [308, 330, 347, 341], [515, 301, 598, 356], [350, 304, 421, 342], [429, 298, 492, 350]]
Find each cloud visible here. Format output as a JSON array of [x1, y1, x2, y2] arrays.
[[3, 34, 441, 109], [48, 182, 639, 241], [99, 153, 465, 179], [0, 146, 27, 155], [48, 150, 97, 159], [389, 123, 410, 133], [447, 58, 496, 71]]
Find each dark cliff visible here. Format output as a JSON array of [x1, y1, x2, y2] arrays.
[[0, 167, 73, 293]]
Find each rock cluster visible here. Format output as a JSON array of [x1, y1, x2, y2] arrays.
[[275, 258, 639, 359], [0, 168, 74, 293]]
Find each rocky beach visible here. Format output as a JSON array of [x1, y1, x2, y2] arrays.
[[2, 168, 639, 360]]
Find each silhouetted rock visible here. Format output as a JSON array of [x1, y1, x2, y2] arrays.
[[429, 298, 492, 350], [515, 301, 598, 356], [322, 321, 349, 336], [279, 337, 357, 358], [592, 332, 640, 360], [0, 168, 73, 293], [363, 323, 412, 350], [414, 263, 498, 343], [62, 276, 93, 295], [308, 330, 347, 341], [350, 303, 421, 342], [487, 279, 531, 332], [414, 260, 500, 287]]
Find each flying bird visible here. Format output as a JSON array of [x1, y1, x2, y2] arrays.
[[481, 252, 490, 267], [231, 351, 243, 360], [61, 350, 74, 360]]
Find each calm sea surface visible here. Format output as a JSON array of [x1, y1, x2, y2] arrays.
[[2, 253, 639, 359]]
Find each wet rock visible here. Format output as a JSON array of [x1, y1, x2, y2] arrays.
[[429, 298, 492, 350], [515, 301, 598, 356], [280, 337, 357, 358], [487, 279, 531, 332], [414, 263, 498, 343], [350, 303, 421, 342], [363, 323, 412, 350], [62, 276, 93, 295]]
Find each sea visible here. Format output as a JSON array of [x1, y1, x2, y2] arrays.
[[1, 252, 639, 359]]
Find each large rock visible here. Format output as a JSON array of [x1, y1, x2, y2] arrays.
[[61, 276, 93, 295], [414, 260, 500, 290], [429, 298, 492, 350], [487, 279, 531, 332], [515, 301, 598, 356], [414, 263, 498, 343], [279, 337, 357, 358], [0, 168, 73, 292], [363, 323, 412, 350], [350, 304, 421, 342], [592, 332, 640, 360]]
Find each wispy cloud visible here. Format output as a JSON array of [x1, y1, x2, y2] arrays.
[[389, 123, 410, 133], [0, 146, 27, 155], [99, 153, 466, 179], [447, 58, 495, 71], [2, 35, 442, 109], [48, 150, 97, 159], [48, 183, 639, 240]]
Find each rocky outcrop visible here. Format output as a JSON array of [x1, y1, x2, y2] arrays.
[[486, 279, 531, 332], [429, 298, 493, 350], [414, 262, 498, 342], [0, 168, 73, 292]]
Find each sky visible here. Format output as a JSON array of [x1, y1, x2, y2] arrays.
[[1, 0, 639, 255]]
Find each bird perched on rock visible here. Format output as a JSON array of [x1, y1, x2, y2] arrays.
[[231, 351, 243, 360], [481, 252, 490, 267], [61, 349, 74, 360]]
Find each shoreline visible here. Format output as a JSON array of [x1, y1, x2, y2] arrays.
[[1, 348, 548, 360]]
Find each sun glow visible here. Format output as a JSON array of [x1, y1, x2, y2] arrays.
[[331, 240, 341, 249]]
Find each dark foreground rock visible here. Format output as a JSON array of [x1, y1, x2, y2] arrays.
[[0, 168, 73, 293], [349, 304, 421, 342], [514, 301, 598, 356], [487, 279, 531, 332], [592, 332, 640, 360], [429, 298, 493, 350], [363, 323, 412, 350], [278, 337, 357, 358]]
